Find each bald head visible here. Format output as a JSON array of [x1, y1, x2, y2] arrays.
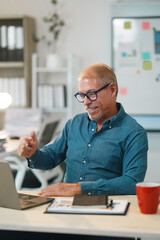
[[78, 63, 118, 95]]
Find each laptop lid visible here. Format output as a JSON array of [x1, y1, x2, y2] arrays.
[[0, 161, 53, 210], [0, 160, 21, 210]]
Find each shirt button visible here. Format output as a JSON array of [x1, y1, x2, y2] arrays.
[[92, 128, 94, 131], [109, 126, 112, 129], [88, 144, 91, 147], [83, 160, 86, 164], [88, 192, 91, 195], [80, 177, 82, 180]]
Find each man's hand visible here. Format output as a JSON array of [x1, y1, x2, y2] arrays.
[[17, 131, 38, 158], [38, 183, 82, 197]]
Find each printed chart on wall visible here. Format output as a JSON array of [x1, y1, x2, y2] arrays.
[[112, 17, 160, 114]]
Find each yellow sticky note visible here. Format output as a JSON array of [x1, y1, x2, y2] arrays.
[[124, 21, 131, 29], [143, 61, 152, 70]]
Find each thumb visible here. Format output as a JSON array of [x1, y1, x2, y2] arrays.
[[30, 130, 37, 141]]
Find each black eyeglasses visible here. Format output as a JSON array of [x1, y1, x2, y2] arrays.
[[74, 83, 111, 103]]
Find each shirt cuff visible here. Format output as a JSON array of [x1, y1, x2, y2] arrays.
[[26, 149, 41, 168], [80, 181, 107, 195]]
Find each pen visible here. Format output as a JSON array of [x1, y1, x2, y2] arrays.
[[106, 199, 113, 209]]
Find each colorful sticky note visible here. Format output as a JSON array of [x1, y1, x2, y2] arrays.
[[136, 69, 141, 74], [155, 32, 160, 54], [119, 87, 128, 96], [143, 61, 152, 70], [155, 31, 160, 43], [124, 21, 131, 29], [142, 21, 150, 30], [142, 52, 151, 61]]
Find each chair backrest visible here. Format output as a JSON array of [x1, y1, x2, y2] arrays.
[[38, 116, 60, 148]]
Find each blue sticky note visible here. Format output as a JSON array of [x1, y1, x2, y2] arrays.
[[142, 52, 151, 61], [155, 32, 160, 43]]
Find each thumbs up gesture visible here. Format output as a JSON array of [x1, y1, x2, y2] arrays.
[[17, 130, 39, 158]]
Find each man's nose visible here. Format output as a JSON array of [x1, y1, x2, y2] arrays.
[[83, 95, 92, 105]]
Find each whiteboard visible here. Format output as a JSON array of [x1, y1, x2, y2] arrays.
[[112, 17, 160, 115]]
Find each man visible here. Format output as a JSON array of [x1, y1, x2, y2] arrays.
[[17, 63, 148, 197]]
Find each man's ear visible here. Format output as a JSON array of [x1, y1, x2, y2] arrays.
[[110, 83, 117, 96]]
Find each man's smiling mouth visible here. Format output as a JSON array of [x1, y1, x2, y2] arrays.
[[85, 106, 98, 111]]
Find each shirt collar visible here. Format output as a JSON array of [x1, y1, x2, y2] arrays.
[[107, 102, 125, 124], [87, 102, 126, 128]]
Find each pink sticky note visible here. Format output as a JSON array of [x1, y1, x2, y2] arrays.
[[142, 21, 150, 30], [119, 87, 128, 96]]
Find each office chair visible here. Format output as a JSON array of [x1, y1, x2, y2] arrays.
[[4, 116, 64, 190], [27, 116, 64, 190]]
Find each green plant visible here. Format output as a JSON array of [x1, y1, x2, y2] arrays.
[[32, 0, 65, 47]]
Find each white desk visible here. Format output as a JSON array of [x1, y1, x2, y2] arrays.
[[0, 195, 160, 239]]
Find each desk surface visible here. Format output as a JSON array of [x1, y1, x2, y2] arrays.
[[0, 194, 160, 239]]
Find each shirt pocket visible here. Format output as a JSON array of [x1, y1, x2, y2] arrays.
[[90, 140, 123, 172]]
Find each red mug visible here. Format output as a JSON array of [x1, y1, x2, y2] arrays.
[[136, 182, 160, 214]]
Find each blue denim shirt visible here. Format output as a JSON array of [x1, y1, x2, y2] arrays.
[[28, 103, 148, 195]]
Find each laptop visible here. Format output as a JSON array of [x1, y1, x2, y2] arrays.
[[0, 160, 53, 210]]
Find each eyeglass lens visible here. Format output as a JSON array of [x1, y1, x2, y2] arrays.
[[75, 83, 111, 103], [77, 92, 96, 101]]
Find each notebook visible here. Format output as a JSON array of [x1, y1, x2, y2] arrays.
[[72, 194, 108, 208], [0, 160, 53, 210]]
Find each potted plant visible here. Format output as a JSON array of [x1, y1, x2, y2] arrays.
[[32, 0, 66, 68]]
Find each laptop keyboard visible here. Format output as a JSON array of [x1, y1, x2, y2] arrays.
[[18, 193, 38, 200], [18, 193, 53, 209]]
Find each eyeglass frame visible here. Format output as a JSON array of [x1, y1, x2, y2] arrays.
[[74, 83, 111, 103]]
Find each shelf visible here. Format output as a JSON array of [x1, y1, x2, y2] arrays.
[[0, 16, 36, 107], [0, 62, 24, 68], [32, 54, 74, 120]]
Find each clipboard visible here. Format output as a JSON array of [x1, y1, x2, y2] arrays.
[[45, 197, 130, 215]]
